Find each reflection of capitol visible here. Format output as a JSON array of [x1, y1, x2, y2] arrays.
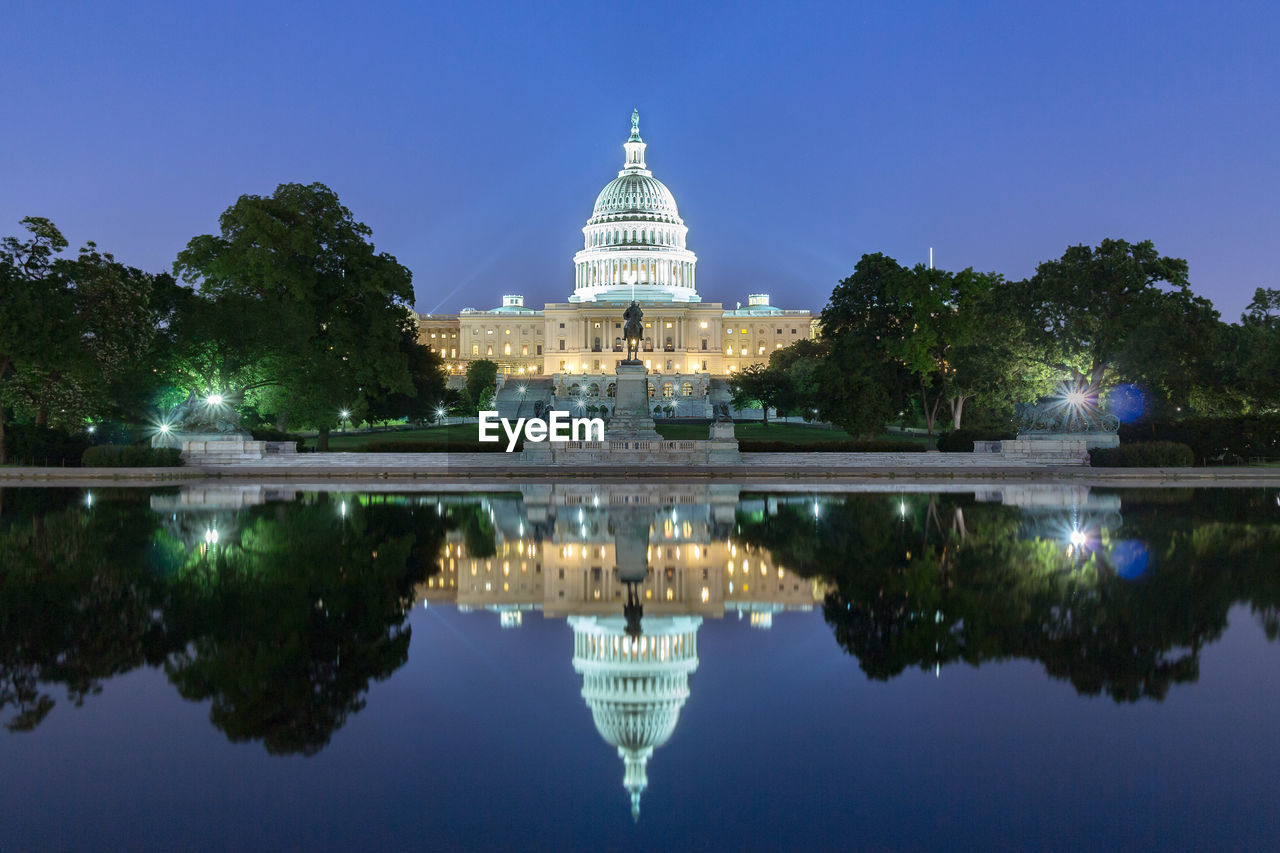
[[571, 614, 700, 820], [415, 484, 821, 819]]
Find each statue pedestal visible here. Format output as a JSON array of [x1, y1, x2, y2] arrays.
[[607, 363, 661, 441], [1014, 432, 1119, 450]]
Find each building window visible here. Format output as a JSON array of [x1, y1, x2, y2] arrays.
[[521, 345, 528, 356], [701, 339, 707, 350], [537, 345, 542, 355], [487, 345, 494, 356], [472, 345, 479, 356], [559, 323, 565, 329], [559, 340, 565, 351], [681, 383, 693, 396], [504, 343, 511, 355]]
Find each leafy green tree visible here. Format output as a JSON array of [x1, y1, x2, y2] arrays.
[[1, 218, 180, 454], [730, 363, 793, 424], [1236, 288, 1280, 412], [366, 326, 448, 424], [816, 254, 914, 436], [1012, 239, 1219, 406], [173, 183, 415, 450], [463, 359, 499, 414], [0, 218, 75, 462]]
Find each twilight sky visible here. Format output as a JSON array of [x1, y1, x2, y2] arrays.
[[2, 0, 1276, 319]]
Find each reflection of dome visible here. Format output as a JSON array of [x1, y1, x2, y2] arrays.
[[570, 614, 701, 821], [571, 111, 699, 303]]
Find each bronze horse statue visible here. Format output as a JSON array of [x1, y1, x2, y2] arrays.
[[623, 301, 644, 363]]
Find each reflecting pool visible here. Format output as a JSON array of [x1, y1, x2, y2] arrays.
[[1, 483, 1279, 850]]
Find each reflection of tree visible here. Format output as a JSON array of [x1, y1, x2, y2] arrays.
[[737, 489, 1280, 702], [0, 491, 447, 753], [0, 489, 168, 730], [161, 495, 447, 755]]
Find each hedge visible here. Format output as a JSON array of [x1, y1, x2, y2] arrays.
[[1089, 441, 1194, 468], [3, 425, 91, 466], [935, 428, 1017, 453], [1119, 415, 1280, 465], [82, 445, 183, 467], [250, 427, 306, 450]]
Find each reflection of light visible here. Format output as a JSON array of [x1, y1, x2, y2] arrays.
[[1069, 529, 1087, 547], [84, 492, 93, 508], [340, 500, 347, 517], [811, 501, 820, 519], [899, 500, 906, 518], [204, 528, 219, 544]]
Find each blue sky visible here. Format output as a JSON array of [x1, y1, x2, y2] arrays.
[[2, 0, 1276, 318]]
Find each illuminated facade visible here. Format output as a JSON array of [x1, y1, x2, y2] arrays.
[[418, 113, 818, 381]]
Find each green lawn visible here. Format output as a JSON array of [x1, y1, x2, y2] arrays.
[[325, 425, 476, 449]]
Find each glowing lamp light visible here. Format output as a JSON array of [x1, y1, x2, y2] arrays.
[[1069, 529, 1087, 547], [87, 425, 97, 434], [206, 394, 223, 406], [159, 424, 170, 433], [340, 409, 350, 419]]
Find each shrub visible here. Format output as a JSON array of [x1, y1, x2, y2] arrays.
[[1089, 441, 1194, 468], [81, 445, 183, 467], [1119, 415, 1280, 465], [5, 425, 92, 466], [250, 427, 306, 450], [936, 427, 1017, 453]]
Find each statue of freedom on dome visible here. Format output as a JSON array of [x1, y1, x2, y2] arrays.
[[623, 301, 644, 363]]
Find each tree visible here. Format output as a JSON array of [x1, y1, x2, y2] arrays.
[[463, 359, 499, 414], [730, 363, 792, 424], [1236, 288, 1280, 412], [1012, 239, 1219, 407], [816, 254, 914, 436], [0, 218, 76, 462], [173, 183, 415, 450], [1, 218, 183, 458], [366, 326, 449, 424]]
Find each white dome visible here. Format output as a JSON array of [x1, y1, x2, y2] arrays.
[[570, 111, 699, 303], [590, 173, 682, 225]]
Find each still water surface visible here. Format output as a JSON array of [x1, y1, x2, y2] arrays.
[[1, 483, 1278, 851]]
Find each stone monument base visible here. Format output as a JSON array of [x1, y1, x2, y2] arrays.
[[608, 363, 662, 441]]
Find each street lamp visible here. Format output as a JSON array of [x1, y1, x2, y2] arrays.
[[339, 409, 351, 433]]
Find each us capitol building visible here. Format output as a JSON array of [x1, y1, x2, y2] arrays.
[[417, 111, 817, 402]]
